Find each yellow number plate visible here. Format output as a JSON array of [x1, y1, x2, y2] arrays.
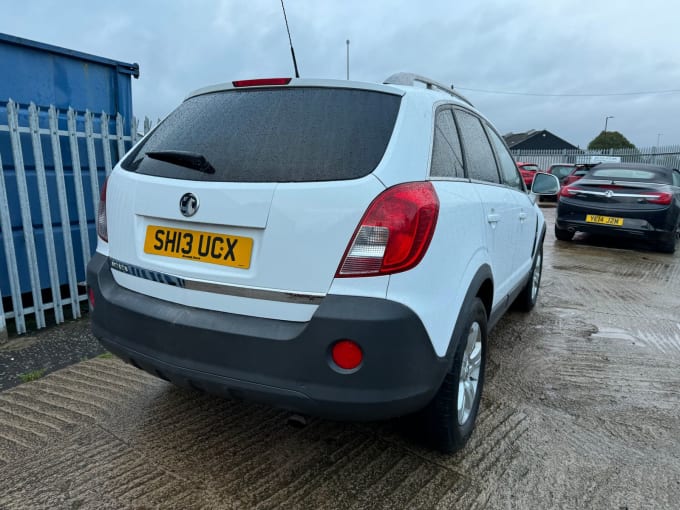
[[144, 225, 253, 269], [585, 214, 624, 226]]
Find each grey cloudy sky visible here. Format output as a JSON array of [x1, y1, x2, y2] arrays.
[[3, 0, 679, 148]]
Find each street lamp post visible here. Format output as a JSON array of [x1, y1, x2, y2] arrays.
[[604, 116, 614, 132], [346, 39, 350, 80], [657, 133, 663, 146]]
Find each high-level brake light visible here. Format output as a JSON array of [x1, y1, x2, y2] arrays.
[[232, 78, 292, 87]]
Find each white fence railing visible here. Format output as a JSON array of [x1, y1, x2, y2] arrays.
[[510, 146, 680, 170], [0, 99, 149, 338]]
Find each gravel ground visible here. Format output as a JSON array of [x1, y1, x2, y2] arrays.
[[0, 206, 679, 509]]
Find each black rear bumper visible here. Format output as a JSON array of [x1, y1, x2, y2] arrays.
[[87, 253, 450, 421], [556, 198, 678, 242]]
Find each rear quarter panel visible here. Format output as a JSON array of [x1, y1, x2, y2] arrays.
[[372, 92, 436, 186], [385, 181, 490, 357]]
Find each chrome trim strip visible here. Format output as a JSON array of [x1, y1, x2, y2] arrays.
[[568, 189, 659, 198], [108, 258, 324, 305]]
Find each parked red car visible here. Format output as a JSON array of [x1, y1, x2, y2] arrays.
[[562, 165, 593, 186], [517, 162, 541, 187], [540, 164, 576, 201], [547, 164, 576, 181]]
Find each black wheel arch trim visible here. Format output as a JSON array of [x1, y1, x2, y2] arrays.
[[444, 263, 493, 361], [532, 217, 546, 257]]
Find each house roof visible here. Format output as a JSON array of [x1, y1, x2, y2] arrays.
[[503, 130, 538, 148], [503, 129, 578, 150]]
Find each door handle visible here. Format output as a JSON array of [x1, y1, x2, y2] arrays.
[[487, 213, 501, 225], [519, 212, 527, 222]]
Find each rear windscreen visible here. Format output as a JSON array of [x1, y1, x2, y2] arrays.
[[551, 165, 573, 178], [589, 168, 671, 183], [121, 87, 401, 182]]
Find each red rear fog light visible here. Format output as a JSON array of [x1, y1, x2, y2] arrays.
[[331, 340, 363, 370]]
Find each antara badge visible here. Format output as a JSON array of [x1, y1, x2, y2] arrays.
[[179, 193, 199, 217]]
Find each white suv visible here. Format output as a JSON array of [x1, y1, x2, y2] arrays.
[[87, 73, 558, 452]]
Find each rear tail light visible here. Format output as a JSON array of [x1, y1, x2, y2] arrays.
[[641, 192, 673, 205], [559, 185, 577, 199], [97, 178, 108, 242], [232, 78, 292, 87], [336, 182, 439, 277]]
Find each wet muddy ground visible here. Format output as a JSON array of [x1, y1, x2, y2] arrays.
[[1, 207, 679, 509]]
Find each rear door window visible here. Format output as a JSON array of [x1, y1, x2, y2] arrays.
[[430, 109, 465, 178], [454, 110, 500, 184], [122, 87, 401, 182], [552, 166, 573, 178], [485, 126, 523, 191]]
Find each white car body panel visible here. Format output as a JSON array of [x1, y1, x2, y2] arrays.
[[471, 182, 523, 307], [513, 190, 541, 277], [105, 167, 386, 321], [384, 181, 489, 357], [371, 92, 437, 186]]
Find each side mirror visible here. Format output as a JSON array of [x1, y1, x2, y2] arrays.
[[531, 172, 560, 195]]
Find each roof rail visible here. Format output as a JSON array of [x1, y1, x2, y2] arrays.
[[384, 73, 474, 107]]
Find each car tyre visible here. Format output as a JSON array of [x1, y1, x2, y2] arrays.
[[657, 228, 678, 254], [554, 225, 574, 241], [514, 244, 543, 312], [419, 297, 487, 453]]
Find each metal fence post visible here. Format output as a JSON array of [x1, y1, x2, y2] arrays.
[[115, 113, 126, 161], [49, 105, 81, 320], [84, 110, 101, 220], [101, 112, 113, 177], [29, 102, 64, 324], [67, 107, 92, 277], [0, 152, 26, 334], [7, 100, 46, 329]]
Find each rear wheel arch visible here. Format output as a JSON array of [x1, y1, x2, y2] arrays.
[[444, 264, 493, 360], [420, 295, 488, 452], [476, 277, 493, 320]]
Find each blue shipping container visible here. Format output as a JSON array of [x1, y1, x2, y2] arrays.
[[0, 32, 139, 297]]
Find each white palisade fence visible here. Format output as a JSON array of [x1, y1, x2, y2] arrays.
[[0, 99, 150, 339], [511, 147, 680, 170]]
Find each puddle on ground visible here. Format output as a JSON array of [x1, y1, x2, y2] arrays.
[[589, 327, 638, 342]]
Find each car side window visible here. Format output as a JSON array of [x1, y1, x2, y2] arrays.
[[430, 109, 465, 178], [673, 170, 680, 187], [454, 110, 500, 184], [485, 125, 524, 191]]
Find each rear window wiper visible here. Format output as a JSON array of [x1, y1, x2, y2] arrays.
[[145, 150, 216, 174]]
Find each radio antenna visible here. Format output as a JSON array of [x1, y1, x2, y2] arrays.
[[280, 0, 300, 78]]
